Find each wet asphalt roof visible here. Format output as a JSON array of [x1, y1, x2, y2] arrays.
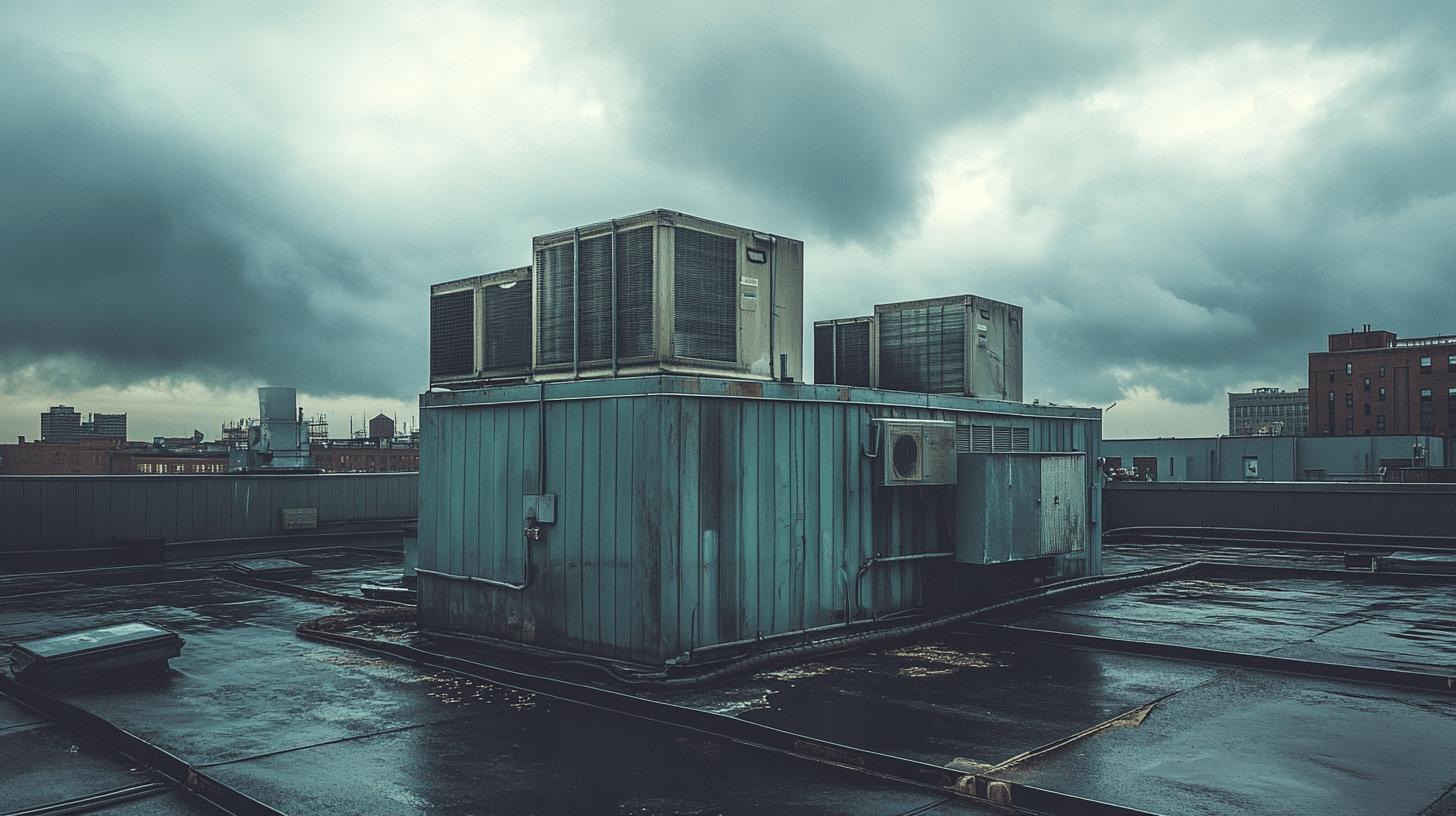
[[2, 542, 1455, 815]]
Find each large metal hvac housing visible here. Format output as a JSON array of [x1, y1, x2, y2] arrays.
[[430, 266, 533, 388], [530, 210, 804, 382], [874, 295, 1023, 401]]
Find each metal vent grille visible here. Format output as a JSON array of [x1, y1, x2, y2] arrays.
[[576, 234, 615, 363], [535, 243, 574, 366], [877, 304, 966, 393], [814, 324, 835, 383], [429, 290, 474, 379], [834, 321, 873, 387], [615, 227, 654, 359], [481, 275, 531, 372], [673, 228, 737, 362], [968, 425, 1030, 452], [534, 230, 654, 368]]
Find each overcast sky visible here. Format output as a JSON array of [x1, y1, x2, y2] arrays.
[[4, 2, 1456, 442]]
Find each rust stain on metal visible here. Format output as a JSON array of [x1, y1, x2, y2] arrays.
[[727, 380, 763, 398]]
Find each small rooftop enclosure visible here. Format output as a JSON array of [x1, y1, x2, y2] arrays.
[[419, 210, 1101, 665]]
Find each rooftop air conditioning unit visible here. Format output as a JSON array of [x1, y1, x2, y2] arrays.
[[874, 295, 1023, 401], [429, 266, 533, 387], [874, 419, 957, 486], [530, 210, 803, 382], [814, 316, 877, 387]]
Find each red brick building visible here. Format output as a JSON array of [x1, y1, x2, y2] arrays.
[[310, 444, 418, 473], [0, 438, 120, 474], [1309, 326, 1456, 438]]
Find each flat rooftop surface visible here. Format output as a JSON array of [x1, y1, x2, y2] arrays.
[[0, 549, 992, 816], [4, 544, 1454, 815]]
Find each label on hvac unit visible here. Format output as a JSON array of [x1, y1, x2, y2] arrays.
[[976, 323, 989, 332], [739, 276, 760, 287]]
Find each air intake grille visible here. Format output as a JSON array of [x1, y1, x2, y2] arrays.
[[535, 230, 655, 367], [965, 424, 1031, 452], [813, 324, 836, 383], [834, 321, 873, 387], [576, 234, 615, 363], [430, 290, 474, 379], [535, 244, 574, 366], [614, 227, 654, 359], [481, 276, 530, 372], [877, 304, 966, 393], [673, 228, 737, 362]]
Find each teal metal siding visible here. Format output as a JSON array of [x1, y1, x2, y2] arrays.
[[417, 376, 1101, 664]]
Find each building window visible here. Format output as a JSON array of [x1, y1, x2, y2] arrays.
[[1328, 370, 1335, 383], [1345, 362, 1353, 376], [1377, 415, 1386, 431], [1345, 393, 1353, 408], [1363, 377, 1371, 391], [1345, 417, 1354, 433], [1420, 356, 1432, 373], [1421, 388, 1433, 433], [1379, 387, 1387, 402], [1449, 355, 1456, 372], [1364, 403, 1371, 415], [1379, 366, 1386, 377]]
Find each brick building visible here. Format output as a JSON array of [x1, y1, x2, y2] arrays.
[[0, 438, 119, 475], [310, 444, 418, 473], [1309, 326, 1456, 438]]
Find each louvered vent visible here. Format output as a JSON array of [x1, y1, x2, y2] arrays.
[[814, 324, 835, 382], [576, 234, 615, 363], [955, 422, 972, 453], [834, 322, 872, 387], [430, 290, 474, 379], [673, 228, 737, 362], [614, 228, 654, 359], [877, 303, 966, 393], [535, 229, 655, 368], [968, 425, 1030, 452], [535, 244, 574, 366], [481, 276, 531, 373]]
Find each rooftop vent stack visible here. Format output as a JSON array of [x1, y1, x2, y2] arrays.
[[430, 266, 534, 388], [530, 209, 804, 382], [874, 295, 1023, 401], [813, 316, 877, 387]]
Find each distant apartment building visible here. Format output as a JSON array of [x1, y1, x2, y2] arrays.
[[86, 413, 128, 439], [1229, 388, 1309, 436], [40, 405, 82, 443], [1309, 326, 1456, 438]]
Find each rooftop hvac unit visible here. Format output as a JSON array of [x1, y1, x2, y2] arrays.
[[429, 266, 533, 387], [874, 295, 1023, 401], [874, 419, 957, 486], [530, 210, 804, 382], [813, 316, 877, 387]]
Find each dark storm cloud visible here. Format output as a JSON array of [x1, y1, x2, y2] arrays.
[[589, 3, 1130, 241], [0, 40, 413, 395]]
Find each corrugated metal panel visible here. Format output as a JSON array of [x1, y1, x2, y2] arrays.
[[535, 243, 574, 366], [417, 376, 1101, 664], [0, 473, 416, 556]]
